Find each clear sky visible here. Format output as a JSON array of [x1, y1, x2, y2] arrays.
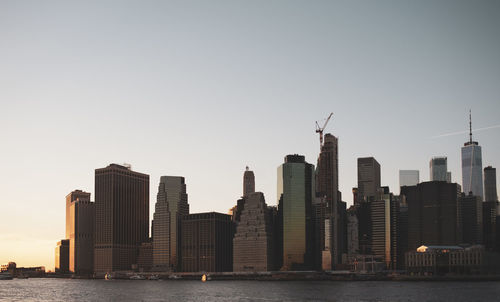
[[1, 0, 499, 270]]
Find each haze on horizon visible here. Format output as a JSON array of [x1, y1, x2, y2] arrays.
[[1, 0, 499, 270]]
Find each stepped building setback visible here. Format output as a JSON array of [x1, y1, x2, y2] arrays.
[[233, 192, 274, 272]]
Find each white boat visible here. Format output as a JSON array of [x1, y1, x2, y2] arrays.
[[148, 275, 160, 280], [130, 274, 146, 280]]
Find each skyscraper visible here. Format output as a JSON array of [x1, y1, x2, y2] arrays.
[[277, 154, 315, 270], [399, 170, 419, 188], [370, 187, 399, 269], [461, 112, 483, 198], [67, 191, 94, 275], [315, 133, 340, 268], [429, 157, 448, 182], [233, 192, 274, 271], [66, 190, 91, 239], [152, 176, 189, 271], [94, 164, 149, 273], [55, 239, 69, 274], [484, 166, 498, 202], [243, 167, 255, 197], [357, 157, 381, 201]]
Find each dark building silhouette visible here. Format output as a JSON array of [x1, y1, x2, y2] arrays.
[[181, 212, 233, 272], [483, 201, 498, 250], [459, 193, 483, 245], [152, 176, 189, 271], [484, 166, 498, 202], [402, 181, 462, 251], [315, 134, 341, 269], [55, 239, 69, 274], [94, 164, 149, 273], [357, 157, 381, 202], [396, 195, 409, 269], [233, 192, 274, 271], [277, 154, 315, 270]]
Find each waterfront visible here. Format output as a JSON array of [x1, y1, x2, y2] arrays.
[[1, 279, 500, 301]]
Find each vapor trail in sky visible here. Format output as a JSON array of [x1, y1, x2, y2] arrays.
[[431, 124, 500, 139]]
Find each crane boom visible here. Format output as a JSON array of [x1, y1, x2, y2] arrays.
[[315, 112, 333, 149]]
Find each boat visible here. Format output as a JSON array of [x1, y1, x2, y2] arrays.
[[0, 272, 13, 280], [168, 274, 181, 280], [148, 275, 160, 280], [130, 274, 146, 280]]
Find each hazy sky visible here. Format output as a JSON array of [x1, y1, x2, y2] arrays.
[[1, 0, 499, 270]]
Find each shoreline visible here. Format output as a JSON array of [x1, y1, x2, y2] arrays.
[[39, 271, 500, 282]]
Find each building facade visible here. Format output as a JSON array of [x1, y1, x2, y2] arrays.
[[152, 176, 189, 271], [459, 193, 483, 245], [462, 119, 483, 198], [233, 192, 274, 271], [357, 157, 381, 201], [399, 170, 419, 188], [94, 164, 149, 273], [484, 166, 498, 202], [68, 197, 94, 275], [402, 181, 462, 251], [181, 212, 233, 272], [315, 134, 340, 269], [243, 167, 255, 197], [277, 154, 315, 270], [429, 157, 449, 182], [55, 239, 69, 274]]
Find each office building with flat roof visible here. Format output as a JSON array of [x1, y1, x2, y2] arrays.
[[94, 164, 149, 273]]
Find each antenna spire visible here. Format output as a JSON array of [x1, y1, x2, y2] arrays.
[[469, 109, 472, 144]]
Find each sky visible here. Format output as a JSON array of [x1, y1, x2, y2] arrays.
[[1, 0, 499, 270]]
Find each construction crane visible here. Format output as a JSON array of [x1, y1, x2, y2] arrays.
[[315, 112, 333, 150]]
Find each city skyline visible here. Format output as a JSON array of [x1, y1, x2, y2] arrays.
[[1, 0, 500, 271]]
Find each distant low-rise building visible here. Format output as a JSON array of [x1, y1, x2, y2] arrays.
[[406, 245, 500, 275]]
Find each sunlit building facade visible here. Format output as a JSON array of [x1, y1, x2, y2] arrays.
[[278, 154, 315, 270]]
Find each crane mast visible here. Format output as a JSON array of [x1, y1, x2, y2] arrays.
[[315, 112, 333, 150]]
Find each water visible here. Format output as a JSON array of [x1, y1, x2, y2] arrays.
[[1, 279, 499, 302]]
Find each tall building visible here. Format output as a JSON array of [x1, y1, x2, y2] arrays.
[[461, 112, 483, 198], [181, 212, 233, 272], [55, 239, 69, 274], [484, 166, 498, 202], [396, 195, 409, 270], [66, 190, 91, 239], [429, 157, 448, 182], [94, 164, 149, 273], [243, 167, 255, 197], [370, 187, 398, 269], [152, 176, 189, 271], [277, 154, 315, 270], [483, 201, 498, 251], [346, 207, 359, 256], [67, 190, 94, 275], [315, 133, 340, 268], [233, 192, 274, 271], [402, 181, 462, 251], [399, 170, 419, 188], [357, 157, 381, 201], [459, 193, 483, 245]]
